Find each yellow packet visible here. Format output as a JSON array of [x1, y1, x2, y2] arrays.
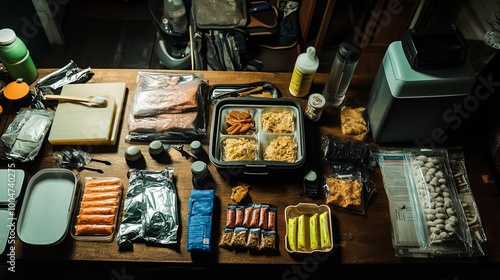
[[319, 211, 331, 249], [297, 214, 306, 250], [287, 217, 297, 251], [309, 213, 319, 250]]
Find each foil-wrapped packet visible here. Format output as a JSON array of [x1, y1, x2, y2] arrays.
[[35, 60, 92, 94], [116, 168, 179, 249], [32, 61, 92, 108]]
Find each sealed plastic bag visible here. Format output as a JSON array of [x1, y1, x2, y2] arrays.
[[126, 71, 207, 142], [375, 147, 485, 258], [0, 108, 55, 162], [187, 189, 215, 253], [404, 149, 474, 252], [323, 170, 375, 215], [321, 135, 377, 172]]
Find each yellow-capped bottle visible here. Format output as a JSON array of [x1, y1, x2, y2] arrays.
[[289, 46, 319, 98], [0, 28, 38, 85]]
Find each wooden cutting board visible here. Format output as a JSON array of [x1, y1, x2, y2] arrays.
[[48, 83, 126, 145]]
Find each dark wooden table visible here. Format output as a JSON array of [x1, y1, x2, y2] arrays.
[[2, 69, 500, 278]]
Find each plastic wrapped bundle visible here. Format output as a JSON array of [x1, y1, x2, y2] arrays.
[[126, 71, 207, 142], [117, 168, 179, 248]]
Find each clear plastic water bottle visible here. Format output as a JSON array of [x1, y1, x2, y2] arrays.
[[322, 41, 361, 107], [0, 28, 38, 84], [164, 0, 188, 34]]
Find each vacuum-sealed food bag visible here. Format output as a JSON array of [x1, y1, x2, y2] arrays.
[[117, 168, 179, 248], [0, 108, 55, 162], [404, 149, 475, 255], [126, 71, 207, 142]]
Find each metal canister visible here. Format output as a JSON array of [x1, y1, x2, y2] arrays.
[[305, 93, 325, 122]]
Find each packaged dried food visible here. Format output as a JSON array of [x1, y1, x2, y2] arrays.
[[323, 171, 375, 215], [220, 202, 277, 252], [267, 205, 277, 231], [258, 204, 269, 229], [225, 204, 237, 228], [243, 204, 254, 227], [309, 213, 320, 250], [287, 216, 297, 251], [339, 99, 369, 141], [448, 147, 487, 244], [297, 214, 307, 251], [187, 189, 214, 253], [321, 135, 377, 172], [219, 227, 234, 249], [246, 228, 261, 250], [249, 204, 261, 228], [126, 71, 207, 142], [319, 211, 331, 249], [259, 230, 276, 251], [0, 108, 55, 162], [284, 203, 333, 254], [231, 227, 248, 248], [234, 204, 245, 227], [404, 149, 475, 254], [116, 168, 179, 248]]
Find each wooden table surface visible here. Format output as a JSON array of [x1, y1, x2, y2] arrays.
[[3, 69, 500, 268]]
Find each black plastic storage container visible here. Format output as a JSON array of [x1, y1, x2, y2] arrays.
[[209, 97, 305, 176]]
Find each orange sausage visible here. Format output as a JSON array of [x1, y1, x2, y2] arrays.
[[74, 224, 114, 235], [80, 198, 118, 208], [82, 192, 120, 202], [84, 185, 121, 194], [77, 214, 115, 225], [84, 178, 121, 187], [79, 207, 117, 216]]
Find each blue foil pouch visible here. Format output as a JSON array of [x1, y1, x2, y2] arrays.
[[187, 189, 215, 252]]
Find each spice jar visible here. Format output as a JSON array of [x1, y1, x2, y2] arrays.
[[190, 140, 208, 162], [305, 93, 325, 122], [191, 160, 215, 189], [125, 145, 146, 169], [190, 140, 203, 156]]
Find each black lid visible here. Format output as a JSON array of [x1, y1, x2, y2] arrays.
[[402, 24, 469, 70], [338, 41, 361, 62]]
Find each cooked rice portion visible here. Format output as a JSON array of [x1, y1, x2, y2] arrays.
[[261, 109, 294, 133], [222, 137, 257, 161], [263, 136, 297, 162]]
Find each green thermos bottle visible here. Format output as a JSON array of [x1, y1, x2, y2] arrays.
[[0, 28, 38, 85]]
